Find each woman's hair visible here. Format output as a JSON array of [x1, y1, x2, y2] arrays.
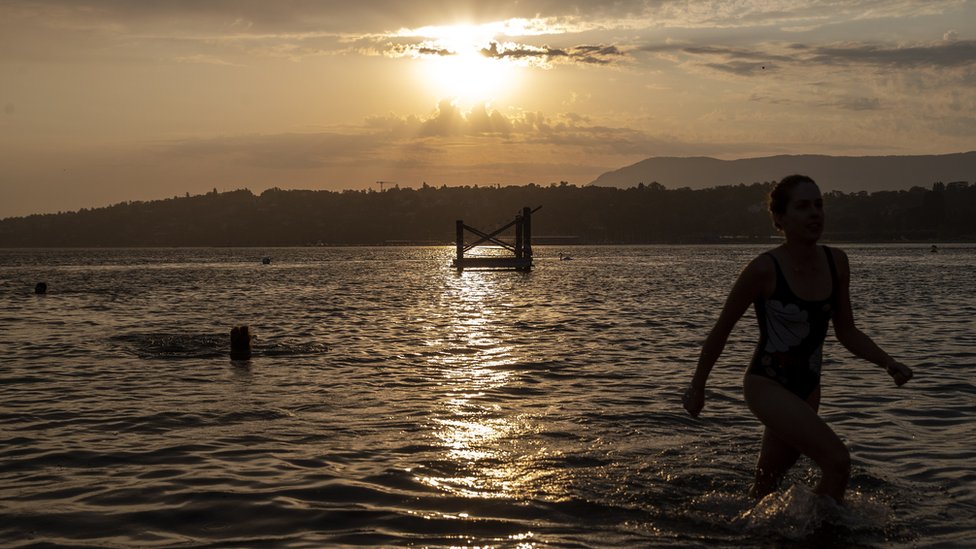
[[768, 174, 817, 229]]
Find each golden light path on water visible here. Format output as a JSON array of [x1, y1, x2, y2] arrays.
[[411, 267, 569, 546]]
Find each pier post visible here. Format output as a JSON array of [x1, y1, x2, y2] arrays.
[[456, 220, 464, 267], [230, 325, 252, 360], [522, 206, 533, 264], [514, 214, 524, 259]]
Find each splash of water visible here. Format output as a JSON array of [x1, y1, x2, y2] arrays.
[[735, 484, 890, 540]]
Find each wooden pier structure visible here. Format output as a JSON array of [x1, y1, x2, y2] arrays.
[[453, 206, 540, 271]]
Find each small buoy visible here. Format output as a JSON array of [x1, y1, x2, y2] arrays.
[[262, 257, 271, 264], [34, 282, 47, 294], [930, 245, 939, 253], [230, 325, 252, 360]]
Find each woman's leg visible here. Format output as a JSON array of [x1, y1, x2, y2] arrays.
[[744, 375, 850, 503], [749, 386, 821, 499]]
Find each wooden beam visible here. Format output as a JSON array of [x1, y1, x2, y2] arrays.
[[456, 220, 464, 265], [463, 224, 517, 253], [452, 257, 532, 269]]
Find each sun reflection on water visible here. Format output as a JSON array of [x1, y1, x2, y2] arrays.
[[415, 269, 563, 504]]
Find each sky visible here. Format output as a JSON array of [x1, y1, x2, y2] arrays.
[[1, 1, 975, 218]]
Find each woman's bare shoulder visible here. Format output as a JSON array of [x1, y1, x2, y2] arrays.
[[737, 251, 777, 298], [744, 250, 776, 277], [825, 245, 851, 273], [824, 244, 848, 258]]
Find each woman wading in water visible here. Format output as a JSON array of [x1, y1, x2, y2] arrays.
[[683, 174, 914, 503]]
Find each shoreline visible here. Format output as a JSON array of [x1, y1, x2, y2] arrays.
[[1, 241, 974, 250]]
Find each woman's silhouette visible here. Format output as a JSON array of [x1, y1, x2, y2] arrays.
[[683, 174, 914, 503]]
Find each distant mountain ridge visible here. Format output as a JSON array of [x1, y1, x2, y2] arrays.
[[588, 152, 976, 192]]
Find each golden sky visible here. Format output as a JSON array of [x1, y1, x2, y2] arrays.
[[1, 1, 975, 217]]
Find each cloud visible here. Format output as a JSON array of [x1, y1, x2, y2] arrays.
[[368, 101, 530, 138], [361, 101, 767, 158], [5, 0, 970, 70], [644, 38, 976, 76], [157, 131, 388, 170], [751, 93, 883, 111], [4, 1, 968, 38], [149, 99, 742, 173], [172, 54, 243, 67], [641, 42, 790, 76], [480, 42, 625, 66], [807, 40, 976, 69], [703, 61, 770, 76], [381, 38, 626, 68]]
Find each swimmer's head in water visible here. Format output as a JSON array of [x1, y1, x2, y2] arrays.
[[768, 174, 818, 230]]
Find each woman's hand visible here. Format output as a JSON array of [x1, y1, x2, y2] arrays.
[[885, 360, 914, 386], [683, 385, 705, 417]]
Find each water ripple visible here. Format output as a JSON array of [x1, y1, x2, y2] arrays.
[[0, 245, 973, 547]]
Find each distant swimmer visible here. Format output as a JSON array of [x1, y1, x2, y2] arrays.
[[931, 245, 939, 253], [682, 174, 914, 505], [262, 257, 272, 264], [34, 282, 47, 294], [559, 253, 573, 261]]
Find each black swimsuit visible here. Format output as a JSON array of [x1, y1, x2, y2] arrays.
[[748, 246, 839, 399]]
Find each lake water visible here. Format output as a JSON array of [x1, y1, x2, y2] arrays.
[[1, 245, 973, 548]]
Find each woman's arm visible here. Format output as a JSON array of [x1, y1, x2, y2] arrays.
[[831, 248, 914, 386], [684, 256, 770, 417]]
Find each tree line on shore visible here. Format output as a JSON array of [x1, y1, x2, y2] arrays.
[[1, 180, 973, 247]]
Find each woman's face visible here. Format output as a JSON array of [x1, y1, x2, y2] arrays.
[[776, 181, 824, 242]]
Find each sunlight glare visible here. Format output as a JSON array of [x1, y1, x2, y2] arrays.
[[410, 269, 568, 502], [412, 24, 521, 106]]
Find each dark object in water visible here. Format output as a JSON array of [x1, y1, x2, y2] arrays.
[[35, 282, 47, 294], [262, 257, 272, 264], [453, 206, 538, 271], [230, 325, 252, 360]]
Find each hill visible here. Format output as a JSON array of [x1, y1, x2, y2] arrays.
[[588, 152, 976, 192]]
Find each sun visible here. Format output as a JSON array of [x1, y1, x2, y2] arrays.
[[412, 24, 522, 106], [421, 49, 515, 105]]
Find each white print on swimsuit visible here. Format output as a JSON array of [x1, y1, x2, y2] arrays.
[[764, 300, 810, 353]]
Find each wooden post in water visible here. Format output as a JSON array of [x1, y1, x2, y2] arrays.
[[455, 220, 465, 269], [514, 213, 524, 260], [230, 325, 252, 361], [521, 206, 533, 268]]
